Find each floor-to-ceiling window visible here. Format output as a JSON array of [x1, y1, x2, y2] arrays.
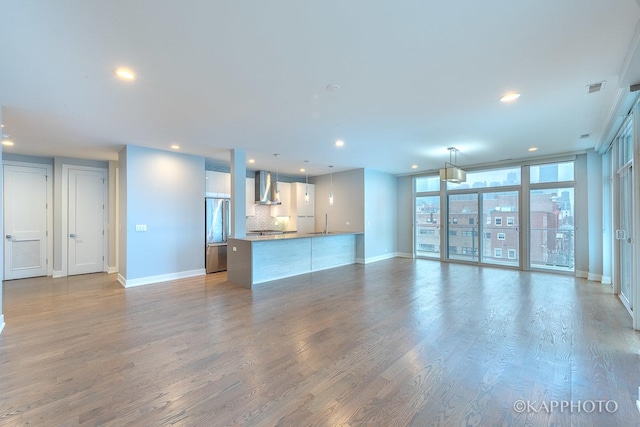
[[446, 167, 521, 267], [614, 120, 633, 314], [529, 162, 575, 272], [415, 176, 441, 258], [414, 161, 577, 273]]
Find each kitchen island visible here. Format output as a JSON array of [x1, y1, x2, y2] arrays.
[[227, 232, 363, 288]]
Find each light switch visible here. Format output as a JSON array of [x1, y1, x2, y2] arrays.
[[233, 246, 237, 251]]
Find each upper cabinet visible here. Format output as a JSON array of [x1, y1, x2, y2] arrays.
[[246, 177, 256, 216], [291, 182, 315, 217], [270, 182, 291, 217], [205, 171, 231, 197]]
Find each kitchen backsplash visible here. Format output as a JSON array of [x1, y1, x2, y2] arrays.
[[246, 205, 289, 231]]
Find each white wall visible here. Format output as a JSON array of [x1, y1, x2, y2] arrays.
[[396, 175, 414, 257], [118, 145, 205, 286], [363, 169, 397, 262]]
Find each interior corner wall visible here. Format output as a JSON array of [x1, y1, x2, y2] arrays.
[[363, 169, 397, 261], [586, 149, 603, 281], [121, 145, 205, 282], [574, 153, 589, 278], [396, 175, 413, 257]]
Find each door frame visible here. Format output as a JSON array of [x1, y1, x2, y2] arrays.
[[3, 160, 54, 278], [61, 164, 108, 277]]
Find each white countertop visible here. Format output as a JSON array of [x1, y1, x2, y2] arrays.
[[231, 231, 363, 242]]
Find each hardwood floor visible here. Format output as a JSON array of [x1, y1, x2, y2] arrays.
[[1, 259, 639, 426]]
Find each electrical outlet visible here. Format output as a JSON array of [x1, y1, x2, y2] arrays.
[[233, 246, 237, 252], [135, 224, 147, 232]]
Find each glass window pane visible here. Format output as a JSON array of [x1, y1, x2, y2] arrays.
[[447, 166, 520, 190], [530, 188, 574, 271], [416, 176, 440, 192], [530, 161, 574, 183], [416, 195, 440, 258], [482, 191, 519, 267], [448, 193, 478, 261]]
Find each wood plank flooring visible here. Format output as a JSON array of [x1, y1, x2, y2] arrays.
[[1, 259, 640, 426]]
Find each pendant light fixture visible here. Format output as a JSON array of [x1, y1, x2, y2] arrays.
[[304, 160, 310, 204], [329, 165, 334, 206], [439, 147, 466, 183], [274, 153, 281, 203]]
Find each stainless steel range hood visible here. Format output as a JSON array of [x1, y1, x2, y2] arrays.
[[255, 170, 281, 205]]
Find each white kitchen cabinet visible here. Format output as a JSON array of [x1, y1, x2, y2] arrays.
[[205, 171, 231, 197], [290, 182, 315, 232], [245, 177, 256, 216], [270, 182, 290, 217]]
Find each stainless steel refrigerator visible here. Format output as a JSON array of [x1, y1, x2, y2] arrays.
[[205, 197, 230, 273]]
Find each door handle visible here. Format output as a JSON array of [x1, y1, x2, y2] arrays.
[[5, 234, 12, 240], [69, 233, 77, 238]]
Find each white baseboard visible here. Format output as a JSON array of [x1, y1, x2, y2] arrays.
[[356, 253, 396, 265], [575, 270, 589, 279], [52, 270, 64, 278], [395, 252, 414, 259], [587, 273, 603, 282], [107, 266, 118, 274], [601, 276, 612, 285], [0, 315, 4, 335], [118, 269, 206, 288]]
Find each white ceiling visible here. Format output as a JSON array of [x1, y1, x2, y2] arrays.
[[2, 0, 640, 177]]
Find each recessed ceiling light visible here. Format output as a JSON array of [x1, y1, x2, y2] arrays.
[[335, 139, 344, 147], [248, 159, 255, 164], [0, 124, 3, 128], [300, 168, 306, 172], [2, 139, 14, 146], [170, 144, 180, 150], [528, 147, 538, 152], [412, 165, 419, 169], [114, 67, 136, 81], [500, 92, 520, 102]]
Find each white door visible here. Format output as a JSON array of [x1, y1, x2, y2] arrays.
[[3, 164, 50, 280], [68, 168, 106, 275]]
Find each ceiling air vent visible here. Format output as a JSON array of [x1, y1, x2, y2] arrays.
[[579, 133, 591, 139], [586, 81, 605, 94]]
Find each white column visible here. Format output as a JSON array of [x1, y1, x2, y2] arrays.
[[230, 149, 246, 238]]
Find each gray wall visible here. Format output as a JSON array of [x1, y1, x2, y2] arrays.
[[120, 145, 205, 281], [119, 148, 128, 279], [363, 169, 397, 260], [108, 161, 118, 272], [396, 175, 414, 257], [312, 168, 365, 233]]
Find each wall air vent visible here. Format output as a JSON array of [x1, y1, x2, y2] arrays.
[[586, 81, 605, 94]]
